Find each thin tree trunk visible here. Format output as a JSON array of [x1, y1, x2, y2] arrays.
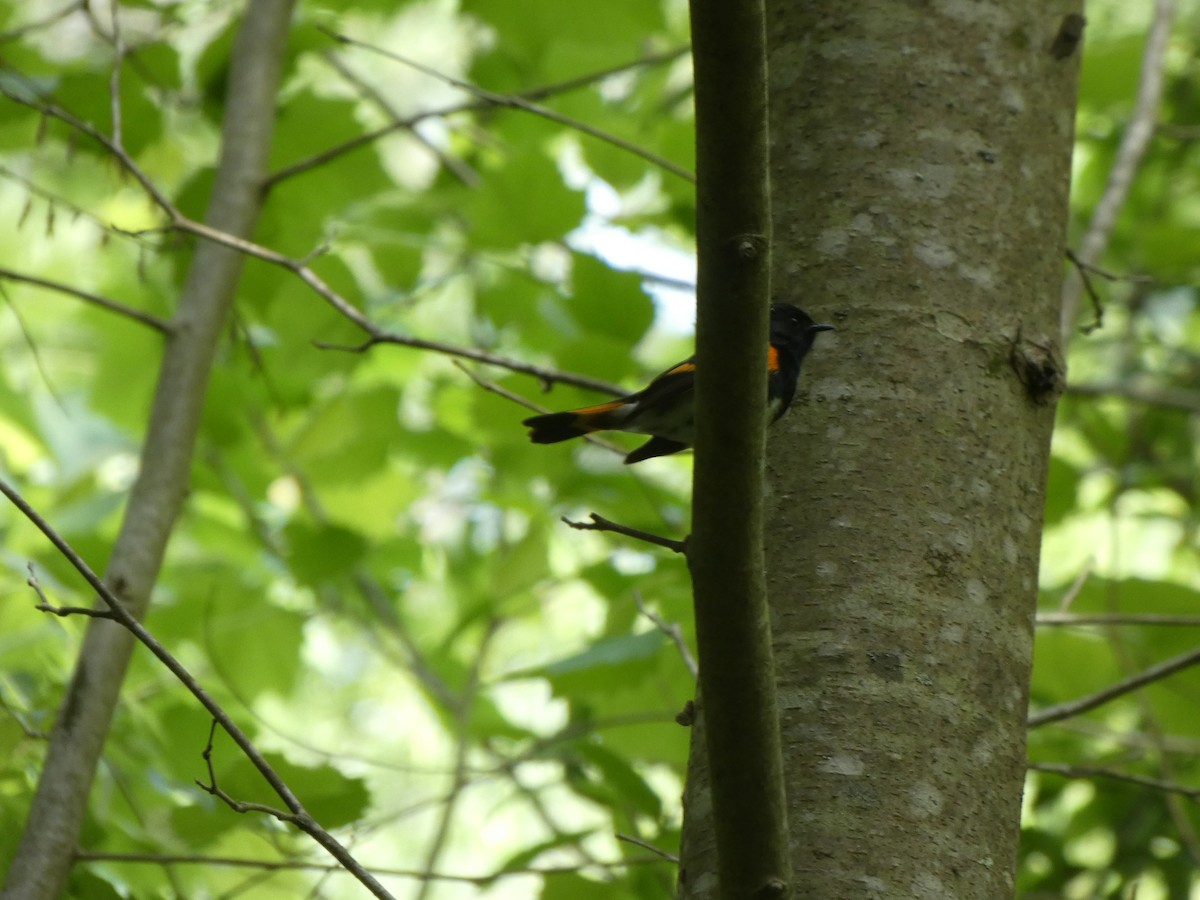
[[680, 3, 1082, 897], [686, 0, 793, 895], [1, 2, 295, 896]]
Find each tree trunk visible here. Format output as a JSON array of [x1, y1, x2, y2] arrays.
[[0, 3, 295, 897], [688, 0, 792, 894], [680, 3, 1082, 897]]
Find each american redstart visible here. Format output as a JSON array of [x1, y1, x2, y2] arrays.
[[523, 303, 833, 463]]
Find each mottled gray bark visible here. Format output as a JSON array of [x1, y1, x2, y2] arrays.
[[681, 3, 1082, 898]]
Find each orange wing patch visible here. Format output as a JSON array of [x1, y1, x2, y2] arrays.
[[663, 361, 697, 377], [767, 345, 780, 373]]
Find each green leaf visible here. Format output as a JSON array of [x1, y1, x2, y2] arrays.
[[571, 739, 663, 819], [540, 631, 665, 679], [570, 253, 654, 346], [1043, 456, 1079, 527], [539, 872, 619, 900], [284, 520, 369, 584], [465, 0, 666, 83], [287, 385, 401, 484], [52, 68, 165, 158], [496, 829, 597, 875], [204, 590, 306, 700], [461, 149, 586, 248]]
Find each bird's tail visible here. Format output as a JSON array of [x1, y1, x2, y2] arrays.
[[523, 401, 627, 444]]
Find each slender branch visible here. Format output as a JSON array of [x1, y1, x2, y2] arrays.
[[452, 360, 546, 411], [0, 282, 66, 412], [1037, 612, 1200, 627], [1052, 557, 1094, 612], [0, 4, 397, 897], [107, 1, 125, 152], [616, 833, 680, 864], [0, 476, 395, 899], [323, 27, 695, 184], [0, 266, 171, 333], [319, 50, 479, 187], [0, 163, 159, 250], [195, 720, 300, 822], [414, 622, 500, 900], [73, 850, 668, 882], [452, 360, 628, 458], [1066, 248, 1106, 333], [1029, 643, 1200, 728], [1157, 122, 1200, 141], [1066, 253, 1153, 285], [1029, 761, 1200, 801], [1060, 0, 1176, 337], [316, 334, 622, 395], [5, 80, 623, 397], [562, 513, 687, 554], [1066, 380, 1200, 414], [0, 688, 47, 741], [0, 85, 177, 214], [1113, 632, 1200, 862], [633, 590, 697, 678], [1052, 718, 1200, 755], [265, 43, 690, 190], [686, 0, 790, 892], [27, 565, 115, 620], [0, 1, 85, 44]]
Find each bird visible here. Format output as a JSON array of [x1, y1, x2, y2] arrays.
[[522, 303, 834, 463]]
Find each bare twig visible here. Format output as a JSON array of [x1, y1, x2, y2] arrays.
[[562, 513, 687, 554], [414, 622, 501, 900], [0, 266, 171, 333], [0, 280, 67, 411], [317, 334, 622, 395], [1066, 380, 1200, 415], [616, 832, 680, 864], [3, 81, 624, 397], [1029, 643, 1200, 728], [1101, 584, 1200, 863], [27, 565, 115, 619], [0, 476, 395, 900], [1157, 122, 1200, 141], [195, 720, 299, 822], [107, 1, 125, 150], [0, 163, 159, 250], [73, 850, 669, 882], [0, 689, 47, 741], [1066, 248, 1106, 333], [323, 27, 695, 184], [1053, 558, 1094, 612], [1066, 253, 1153, 285], [0, 0, 84, 43], [1029, 761, 1200, 801], [452, 360, 629, 459], [1060, 0, 1176, 337], [265, 43, 689, 190], [0, 86, 177, 214], [1037, 612, 1200, 627], [633, 590, 697, 678], [320, 50, 479, 187], [452, 360, 546, 411]]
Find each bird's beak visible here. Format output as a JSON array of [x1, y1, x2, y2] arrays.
[[810, 323, 836, 333]]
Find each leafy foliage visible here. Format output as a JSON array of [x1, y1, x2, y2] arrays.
[[0, 0, 1198, 898]]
